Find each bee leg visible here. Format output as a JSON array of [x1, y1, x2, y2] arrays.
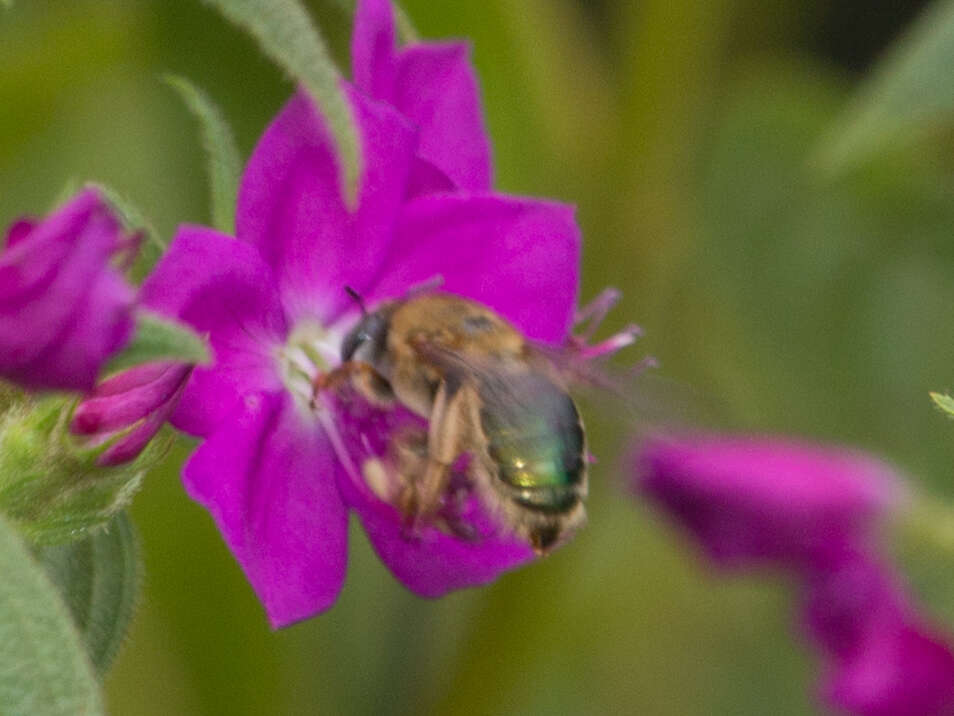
[[402, 380, 472, 532], [310, 361, 394, 409]]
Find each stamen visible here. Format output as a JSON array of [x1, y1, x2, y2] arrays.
[[405, 274, 444, 298], [313, 396, 362, 485], [574, 287, 621, 342], [628, 356, 659, 377], [577, 323, 642, 359]]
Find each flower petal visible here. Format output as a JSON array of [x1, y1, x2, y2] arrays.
[[802, 547, 906, 660], [827, 616, 954, 716], [392, 43, 492, 191], [4, 219, 35, 249], [328, 389, 535, 597], [342, 470, 534, 598], [95, 366, 191, 466], [352, 0, 492, 191], [235, 87, 417, 325], [801, 549, 954, 715], [0, 189, 134, 391], [72, 362, 191, 434], [139, 226, 287, 436], [70, 361, 193, 466], [351, 0, 397, 100], [183, 391, 349, 628], [368, 193, 580, 343], [406, 158, 456, 199], [634, 435, 898, 566]]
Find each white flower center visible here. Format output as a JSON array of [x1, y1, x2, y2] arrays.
[[276, 318, 350, 410]]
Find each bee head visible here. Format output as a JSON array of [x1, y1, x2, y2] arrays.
[[341, 310, 389, 364]]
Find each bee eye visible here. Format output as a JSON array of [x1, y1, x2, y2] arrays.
[[341, 314, 388, 362], [341, 329, 365, 362]]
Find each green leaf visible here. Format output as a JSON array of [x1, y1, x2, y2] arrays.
[[104, 310, 210, 376], [930, 391, 954, 418], [38, 513, 139, 676], [163, 75, 241, 234], [203, 0, 362, 205], [392, 4, 419, 44], [814, 0, 954, 173], [0, 513, 103, 716]]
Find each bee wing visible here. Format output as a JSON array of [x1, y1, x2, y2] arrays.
[[407, 336, 585, 438], [408, 334, 715, 435], [525, 339, 720, 433]]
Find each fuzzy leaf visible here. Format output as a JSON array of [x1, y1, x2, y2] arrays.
[[814, 0, 954, 172], [392, 4, 419, 44], [203, 0, 362, 205], [38, 513, 139, 676], [931, 392, 954, 419], [164, 75, 241, 234], [104, 311, 210, 376], [0, 513, 103, 715]]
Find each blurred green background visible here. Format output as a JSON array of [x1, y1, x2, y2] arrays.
[[4, 0, 954, 713]]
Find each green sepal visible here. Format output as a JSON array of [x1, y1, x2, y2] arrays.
[[103, 310, 210, 377], [0, 512, 104, 715], [930, 392, 954, 419], [37, 513, 140, 677], [0, 398, 167, 545], [202, 0, 362, 206], [89, 181, 165, 251], [163, 74, 241, 234], [88, 182, 166, 281]]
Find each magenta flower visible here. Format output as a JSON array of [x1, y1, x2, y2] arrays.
[[352, 0, 491, 192], [637, 436, 897, 567], [140, 73, 580, 625], [633, 434, 954, 715], [0, 189, 135, 391], [805, 548, 954, 716], [70, 361, 192, 465]]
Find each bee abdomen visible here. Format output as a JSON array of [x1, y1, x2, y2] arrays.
[[479, 372, 586, 509], [487, 431, 585, 489], [512, 484, 581, 513]]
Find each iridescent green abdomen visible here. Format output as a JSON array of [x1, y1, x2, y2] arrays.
[[479, 372, 585, 514]]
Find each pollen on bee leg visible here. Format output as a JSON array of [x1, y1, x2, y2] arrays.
[[362, 458, 396, 502]]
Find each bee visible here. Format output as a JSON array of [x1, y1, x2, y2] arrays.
[[326, 291, 588, 554]]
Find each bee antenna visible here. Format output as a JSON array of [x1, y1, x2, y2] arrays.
[[344, 285, 367, 316]]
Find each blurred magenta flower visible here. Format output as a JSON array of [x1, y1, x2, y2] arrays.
[[637, 436, 897, 567], [352, 0, 491, 192], [70, 361, 192, 466], [0, 188, 135, 391], [634, 435, 954, 715], [141, 73, 580, 624], [806, 548, 954, 715]]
